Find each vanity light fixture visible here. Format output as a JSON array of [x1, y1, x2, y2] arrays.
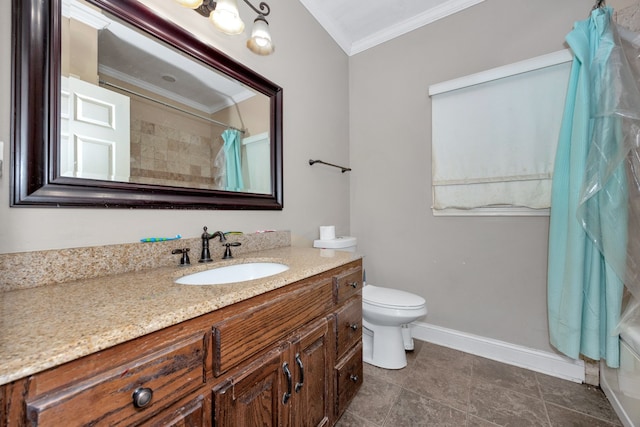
[[174, 0, 274, 55]]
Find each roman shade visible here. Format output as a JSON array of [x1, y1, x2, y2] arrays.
[[429, 50, 572, 215]]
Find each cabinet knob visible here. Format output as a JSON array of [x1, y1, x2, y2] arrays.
[[349, 374, 359, 383], [132, 387, 153, 409], [349, 323, 359, 331], [348, 281, 358, 289]]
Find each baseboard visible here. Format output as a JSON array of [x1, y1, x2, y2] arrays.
[[410, 320, 585, 383]]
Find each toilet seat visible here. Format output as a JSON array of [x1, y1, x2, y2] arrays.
[[363, 285, 426, 310]]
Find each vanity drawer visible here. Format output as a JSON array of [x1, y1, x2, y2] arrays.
[[212, 278, 334, 376], [333, 267, 363, 304], [335, 295, 362, 360], [335, 342, 363, 418], [27, 334, 206, 426]]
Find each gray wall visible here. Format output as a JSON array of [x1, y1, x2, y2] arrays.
[[349, 0, 609, 354], [0, 0, 351, 253]]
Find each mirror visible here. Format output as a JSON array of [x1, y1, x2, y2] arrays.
[[11, 0, 283, 209]]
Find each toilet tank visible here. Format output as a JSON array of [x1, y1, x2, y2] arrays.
[[313, 236, 357, 252]]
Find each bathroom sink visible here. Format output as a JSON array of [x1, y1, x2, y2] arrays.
[[175, 262, 289, 285]]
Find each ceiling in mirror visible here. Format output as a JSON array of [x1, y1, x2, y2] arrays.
[[63, 0, 255, 113], [94, 10, 255, 113]]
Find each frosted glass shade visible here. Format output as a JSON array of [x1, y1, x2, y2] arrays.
[[246, 17, 274, 55], [174, 0, 203, 8], [210, 0, 245, 35]]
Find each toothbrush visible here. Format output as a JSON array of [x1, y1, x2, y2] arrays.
[[140, 234, 182, 243]]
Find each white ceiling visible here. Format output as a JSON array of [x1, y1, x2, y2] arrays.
[[299, 0, 486, 56]]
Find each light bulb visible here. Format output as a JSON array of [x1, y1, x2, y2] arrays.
[[210, 0, 245, 35], [247, 16, 274, 55], [174, 0, 203, 9]]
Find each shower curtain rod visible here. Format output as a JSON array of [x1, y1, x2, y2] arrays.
[[99, 80, 245, 134]]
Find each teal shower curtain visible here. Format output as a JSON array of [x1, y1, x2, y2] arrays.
[[221, 129, 244, 192], [548, 6, 630, 368]]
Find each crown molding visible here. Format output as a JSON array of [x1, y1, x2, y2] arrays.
[[351, 0, 486, 55], [62, 0, 111, 29], [300, 0, 486, 56]]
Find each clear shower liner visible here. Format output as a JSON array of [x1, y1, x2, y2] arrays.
[[576, 20, 640, 336]]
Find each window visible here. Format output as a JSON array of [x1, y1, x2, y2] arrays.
[[429, 50, 572, 216]]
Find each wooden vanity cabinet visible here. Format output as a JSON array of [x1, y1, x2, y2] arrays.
[[331, 267, 364, 420], [0, 259, 362, 427], [213, 316, 333, 427], [210, 270, 337, 427]]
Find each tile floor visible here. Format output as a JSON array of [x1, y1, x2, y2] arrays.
[[337, 341, 622, 427]]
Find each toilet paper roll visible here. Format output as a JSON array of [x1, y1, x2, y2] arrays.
[[319, 225, 336, 241]]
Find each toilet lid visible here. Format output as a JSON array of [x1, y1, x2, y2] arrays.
[[363, 285, 426, 309]]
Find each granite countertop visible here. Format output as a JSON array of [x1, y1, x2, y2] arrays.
[[0, 246, 361, 386]]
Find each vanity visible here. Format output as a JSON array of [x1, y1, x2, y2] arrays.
[[0, 246, 363, 426], [5, 0, 362, 422]]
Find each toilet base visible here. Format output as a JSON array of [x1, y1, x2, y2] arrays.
[[402, 325, 414, 351], [362, 320, 408, 369]]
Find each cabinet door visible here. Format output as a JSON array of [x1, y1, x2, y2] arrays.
[[291, 317, 332, 427], [140, 393, 211, 427], [213, 347, 285, 427]]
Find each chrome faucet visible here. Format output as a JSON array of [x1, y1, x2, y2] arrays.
[[199, 226, 226, 263]]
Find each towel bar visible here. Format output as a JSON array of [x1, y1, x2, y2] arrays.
[[309, 159, 351, 173]]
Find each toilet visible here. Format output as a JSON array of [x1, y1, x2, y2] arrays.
[[361, 285, 427, 369], [313, 235, 427, 369]]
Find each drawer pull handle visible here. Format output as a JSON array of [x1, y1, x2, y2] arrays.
[[349, 374, 359, 383], [348, 281, 359, 289], [295, 353, 304, 393], [349, 323, 359, 331], [132, 387, 153, 409], [283, 362, 292, 404]]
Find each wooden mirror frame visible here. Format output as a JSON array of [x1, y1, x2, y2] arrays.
[[11, 0, 283, 209]]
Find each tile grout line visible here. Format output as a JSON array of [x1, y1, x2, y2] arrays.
[[381, 381, 405, 427], [535, 372, 554, 426], [465, 357, 475, 426], [535, 371, 621, 425], [544, 401, 623, 426]]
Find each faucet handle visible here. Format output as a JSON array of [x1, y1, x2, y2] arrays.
[[222, 242, 241, 259], [171, 248, 190, 265]]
